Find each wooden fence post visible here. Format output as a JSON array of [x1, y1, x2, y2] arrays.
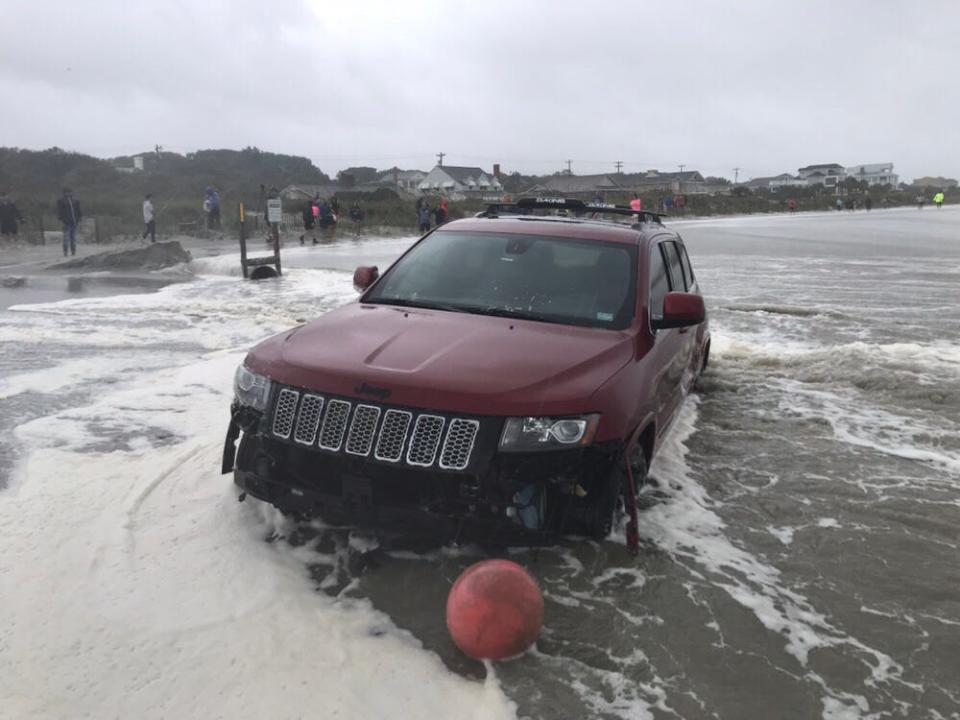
[[238, 202, 249, 279]]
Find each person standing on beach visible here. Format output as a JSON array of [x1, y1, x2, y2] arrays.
[[203, 186, 221, 230], [349, 201, 363, 235], [142, 193, 156, 243], [209, 188, 221, 229], [56, 188, 81, 257], [0, 191, 25, 240], [418, 203, 431, 234], [933, 190, 945, 208], [300, 199, 316, 245]]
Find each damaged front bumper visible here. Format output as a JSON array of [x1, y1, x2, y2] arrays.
[[221, 405, 620, 546]]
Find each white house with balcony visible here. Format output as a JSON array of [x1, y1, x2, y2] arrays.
[[846, 163, 898, 187], [417, 165, 503, 194], [798, 163, 846, 188], [377, 168, 427, 192]]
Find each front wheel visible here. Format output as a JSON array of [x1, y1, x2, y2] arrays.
[[574, 448, 649, 541], [586, 466, 622, 540]]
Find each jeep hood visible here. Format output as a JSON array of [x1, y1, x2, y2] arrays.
[[245, 302, 633, 416]]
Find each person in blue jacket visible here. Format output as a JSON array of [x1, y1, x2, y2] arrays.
[[418, 203, 431, 233], [204, 186, 221, 230]]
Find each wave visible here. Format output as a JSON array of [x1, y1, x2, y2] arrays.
[[720, 303, 847, 319], [713, 336, 960, 382], [188, 253, 246, 277]]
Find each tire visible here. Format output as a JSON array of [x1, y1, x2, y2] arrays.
[[629, 450, 650, 491], [587, 466, 622, 540], [694, 341, 710, 390], [566, 462, 623, 541]]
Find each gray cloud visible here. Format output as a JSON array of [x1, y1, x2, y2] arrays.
[[1, 0, 956, 181]]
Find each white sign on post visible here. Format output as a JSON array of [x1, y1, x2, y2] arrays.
[[266, 198, 282, 224]]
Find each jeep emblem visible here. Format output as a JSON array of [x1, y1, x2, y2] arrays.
[[355, 382, 391, 401]]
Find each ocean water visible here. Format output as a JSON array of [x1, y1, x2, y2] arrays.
[[1, 207, 958, 719]]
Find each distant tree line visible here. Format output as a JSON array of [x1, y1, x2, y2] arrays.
[[0, 146, 332, 235]]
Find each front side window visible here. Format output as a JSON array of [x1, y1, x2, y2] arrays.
[[365, 231, 637, 330], [648, 243, 669, 320]]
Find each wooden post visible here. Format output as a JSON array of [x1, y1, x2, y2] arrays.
[[238, 202, 248, 279], [272, 222, 281, 276]]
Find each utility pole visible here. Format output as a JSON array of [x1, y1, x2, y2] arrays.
[[733, 167, 740, 184], [436, 152, 445, 167], [565, 159, 572, 175], [155, 144, 162, 160], [614, 161, 623, 174], [678, 163, 686, 173]]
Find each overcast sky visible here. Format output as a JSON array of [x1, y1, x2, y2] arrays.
[[1, 0, 957, 181]]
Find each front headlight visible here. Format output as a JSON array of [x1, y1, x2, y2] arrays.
[[499, 414, 600, 452], [234, 363, 272, 411]]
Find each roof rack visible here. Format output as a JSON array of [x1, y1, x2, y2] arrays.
[[476, 196, 665, 225]]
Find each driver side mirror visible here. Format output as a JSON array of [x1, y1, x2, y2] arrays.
[[652, 292, 705, 330], [353, 265, 379, 292]]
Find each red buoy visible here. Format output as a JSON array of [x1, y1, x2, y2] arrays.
[[446, 559, 544, 660]]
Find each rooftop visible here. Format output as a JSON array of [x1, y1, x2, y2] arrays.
[[531, 174, 622, 193], [846, 163, 895, 174], [799, 163, 844, 171], [435, 165, 492, 182]]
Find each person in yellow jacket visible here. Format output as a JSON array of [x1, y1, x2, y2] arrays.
[[933, 191, 945, 208]]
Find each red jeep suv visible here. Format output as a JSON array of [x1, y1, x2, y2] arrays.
[[222, 198, 709, 547]]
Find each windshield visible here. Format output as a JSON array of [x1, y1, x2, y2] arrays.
[[364, 231, 636, 330]]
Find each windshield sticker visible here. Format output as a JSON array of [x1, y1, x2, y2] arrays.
[[597, 312, 614, 321]]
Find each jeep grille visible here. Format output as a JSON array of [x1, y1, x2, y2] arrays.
[[406, 415, 446, 467], [272, 388, 299, 439], [318, 399, 351, 451], [268, 388, 481, 472], [439, 419, 480, 471]]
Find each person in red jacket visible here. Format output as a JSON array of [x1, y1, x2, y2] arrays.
[[629, 193, 642, 213]]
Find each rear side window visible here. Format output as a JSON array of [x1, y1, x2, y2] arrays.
[[648, 244, 669, 320], [662, 241, 685, 291], [678, 242, 695, 289]]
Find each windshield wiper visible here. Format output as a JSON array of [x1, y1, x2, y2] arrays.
[[468, 306, 562, 324], [367, 298, 467, 313]]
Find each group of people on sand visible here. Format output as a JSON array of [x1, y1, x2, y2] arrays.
[[916, 191, 946, 209], [0, 190, 26, 243], [415, 196, 449, 233], [621, 193, 687, 215], [834, 196, 874, 211], [300, 194, 364, 245], [0, 187, 83, 257], [139, 186, 221, 246]]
